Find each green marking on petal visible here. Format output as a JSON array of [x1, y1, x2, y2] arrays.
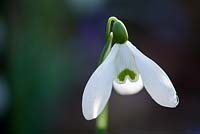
[[117, 68, 137, 82]]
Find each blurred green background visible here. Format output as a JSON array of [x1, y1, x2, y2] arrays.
[[0, 0, 199, 134]]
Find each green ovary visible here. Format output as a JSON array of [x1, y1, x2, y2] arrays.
[[117, 68, 137, 82]]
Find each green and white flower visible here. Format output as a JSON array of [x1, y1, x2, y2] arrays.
[[82, 18, 178, 120], [82, 41, 178, 120]]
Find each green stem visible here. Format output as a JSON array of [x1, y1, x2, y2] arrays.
[[106, 17, 118, 41], [98, 32, 113, 65], [96, 16, 116, 134], [96, 105, 108, 134]]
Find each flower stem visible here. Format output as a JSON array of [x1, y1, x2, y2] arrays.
[[98, 32, 113, 65], [96, 16, 116, 134], [106, 17, 118, 41], [96, 104, 108, 134]]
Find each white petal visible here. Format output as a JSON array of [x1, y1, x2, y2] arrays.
[[113, 42, 143, 95], [113, 74, 143, 95], [114, 43, 139, 73], [126, 41, 179, 108], [82, 44, 118, 120]]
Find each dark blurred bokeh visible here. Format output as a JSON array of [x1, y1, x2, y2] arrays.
[[0, 0, 199, 134]]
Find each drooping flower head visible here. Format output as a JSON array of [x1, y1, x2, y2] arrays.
[[82, 17, 179, 120]]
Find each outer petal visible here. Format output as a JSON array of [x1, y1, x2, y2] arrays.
[[82, 45, 118, 120], [114, 43, 139, 74], [126, 41, 179, 108], [113, 74, 143, 95]]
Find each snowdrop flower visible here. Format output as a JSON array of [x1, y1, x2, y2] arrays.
[[82, 19, 179, 120]]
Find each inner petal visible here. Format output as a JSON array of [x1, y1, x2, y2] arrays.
[[113, 44, 143, 95], [113, 72, 143, 95]]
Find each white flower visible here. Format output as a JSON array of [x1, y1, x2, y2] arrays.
[[82, 41, 179, 120]]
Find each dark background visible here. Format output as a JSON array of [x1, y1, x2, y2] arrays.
[[0, 0, 199, 134]]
